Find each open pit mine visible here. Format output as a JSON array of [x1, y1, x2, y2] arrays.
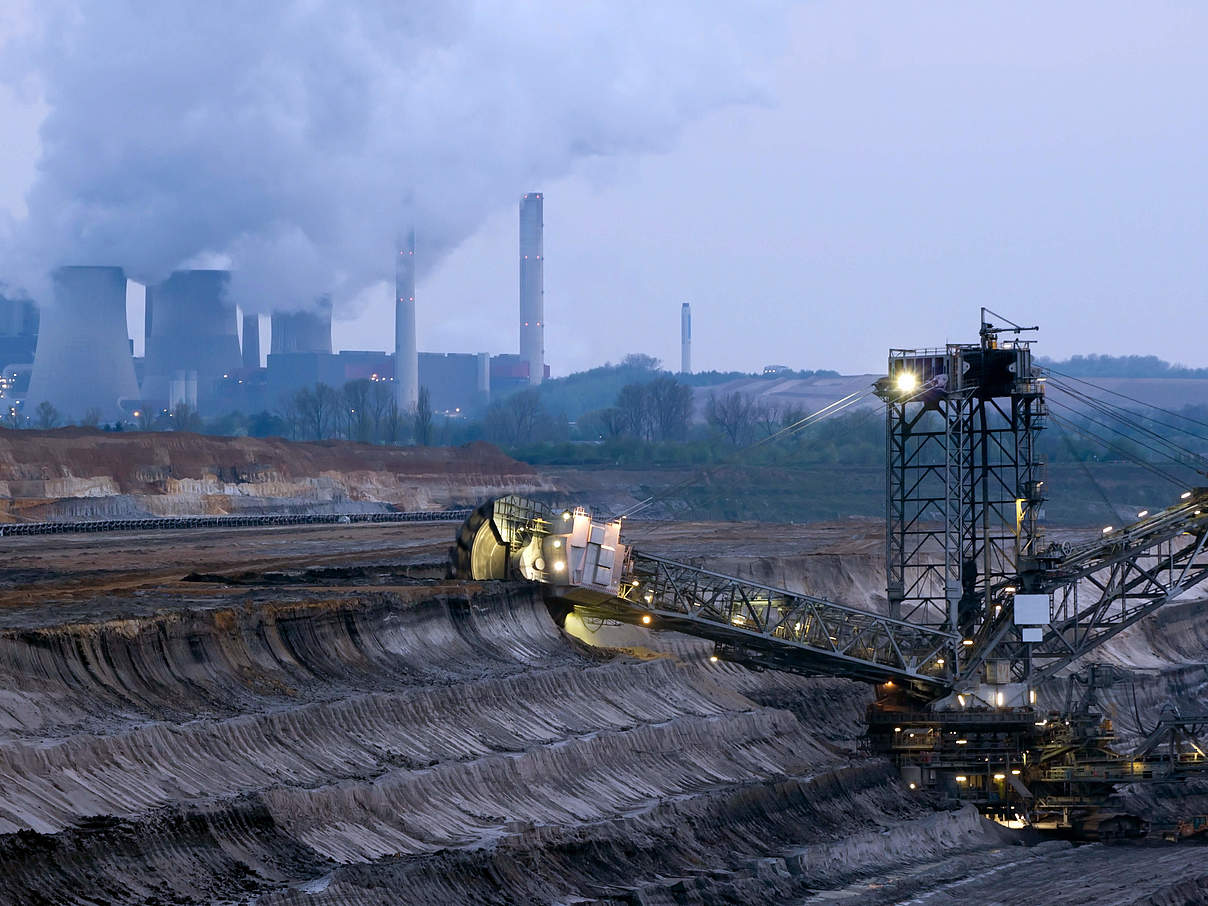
[[1, 318, 1207, 905]]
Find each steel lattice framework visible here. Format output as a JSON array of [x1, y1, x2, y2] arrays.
[[960, 494, 1208, 686], [588, 552, 955, 691], [882, 331, 1047, 649]]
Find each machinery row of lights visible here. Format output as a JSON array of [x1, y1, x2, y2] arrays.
[[1100, 490, 1201, 535]]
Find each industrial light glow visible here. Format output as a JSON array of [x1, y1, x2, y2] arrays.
[[709, 655, 719, 663], [908, 782, 917, 790], [552, 561, 565, 572], [994, 773, 1006, 781], [895, 371, 919, 393], [1138, 510, 1149, 518], [1182, 492, 1193, 500], [955, 775, 968, 783], [1102, 526, 1114, 533], [641, 614, 652, 625], [957, 694, 967, 707]]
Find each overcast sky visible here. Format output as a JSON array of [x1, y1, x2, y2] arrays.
[[2, 1, 1205, 376]]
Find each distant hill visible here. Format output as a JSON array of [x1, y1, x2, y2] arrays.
[[1038, 353, 1208, 379]]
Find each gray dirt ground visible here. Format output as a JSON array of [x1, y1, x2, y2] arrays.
[[0, 520, 1203, 905]]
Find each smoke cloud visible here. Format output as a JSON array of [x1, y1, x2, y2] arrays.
[[1, 1, 789, 313]]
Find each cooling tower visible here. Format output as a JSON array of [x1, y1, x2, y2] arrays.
[[143, 269, 242, 407], [394, 229, 418, 411], [26, 266, 139, 422], [242, 313, 261, 370], [271, 298, 332, 355], [519, 192, 544, 385]]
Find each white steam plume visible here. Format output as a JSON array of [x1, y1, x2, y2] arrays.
[[1, 1, 790, 312]]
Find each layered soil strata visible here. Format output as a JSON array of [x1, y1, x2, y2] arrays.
[[0, 430, 551, 521], [0, 523, 1204, 904]]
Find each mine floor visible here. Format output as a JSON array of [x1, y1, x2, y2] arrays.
[[0, 521, 1204, 905]]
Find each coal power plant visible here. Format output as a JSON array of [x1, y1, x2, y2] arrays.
[[5, 191, 559, 424], [26, 266, 140, 423]]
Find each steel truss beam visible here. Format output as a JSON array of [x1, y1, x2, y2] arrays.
[[958, 497, 1208, 686], [602, 552, 956, 691]]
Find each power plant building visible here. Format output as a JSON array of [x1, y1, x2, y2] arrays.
[[142, 269, 242, 411], [26, 266, 139, 422], [395, 229, 419, 412], [0, 295, 38, 402], [519, 193, 545, 385], [270, 299, 333, 355]]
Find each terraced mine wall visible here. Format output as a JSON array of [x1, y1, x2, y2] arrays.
[[1, 502, 1207, 902], [0, 430, 553, 522], [0, 577, 976, 904]]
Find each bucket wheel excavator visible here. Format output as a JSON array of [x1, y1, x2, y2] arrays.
[[454, 312, 1208, 838]]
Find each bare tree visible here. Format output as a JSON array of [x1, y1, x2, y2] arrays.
[[341, 379, 372, 442], [293, 383, 339, 440], [646, 375, 694, 441], [80, 407, 102, 428], [170, 402, 203, 432], [578, 406, 626, 440], [485, 389, 546, 445], [134, 407, 156, 431], [367, 381, 393, 443], [621, 352, 662, 371], [616, 383, 653, 440], [3, 406, 23, 429], [705, 391, 756, 445], [412, 386, 433, 446], [34, 401, 61, 429], [382, 399, 409, 445]]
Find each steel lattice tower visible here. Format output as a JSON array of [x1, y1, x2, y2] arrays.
[[880, 314, 1047, 656]]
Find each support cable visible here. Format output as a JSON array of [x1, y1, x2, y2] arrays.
[[1045, 397, 1206, 475], [1045, 378, 1208, 466], [612, 386, 880, 519], [1051, 419, 1125, 523], [1046, 411, 1188, 488], [1043, 367, 1208, 437]]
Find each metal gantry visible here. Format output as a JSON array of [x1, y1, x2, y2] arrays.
[[959, 494, 1208, 686], [882, 317, 1047, 649], [605, 552, 955, 691]]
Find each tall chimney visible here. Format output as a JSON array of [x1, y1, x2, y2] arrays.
[[242, 313, 260, 370], [26, 266, 140, 422], [680, 302, 692, 375], [394, 229, 418, 411], [519, 192, 544, 385]]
